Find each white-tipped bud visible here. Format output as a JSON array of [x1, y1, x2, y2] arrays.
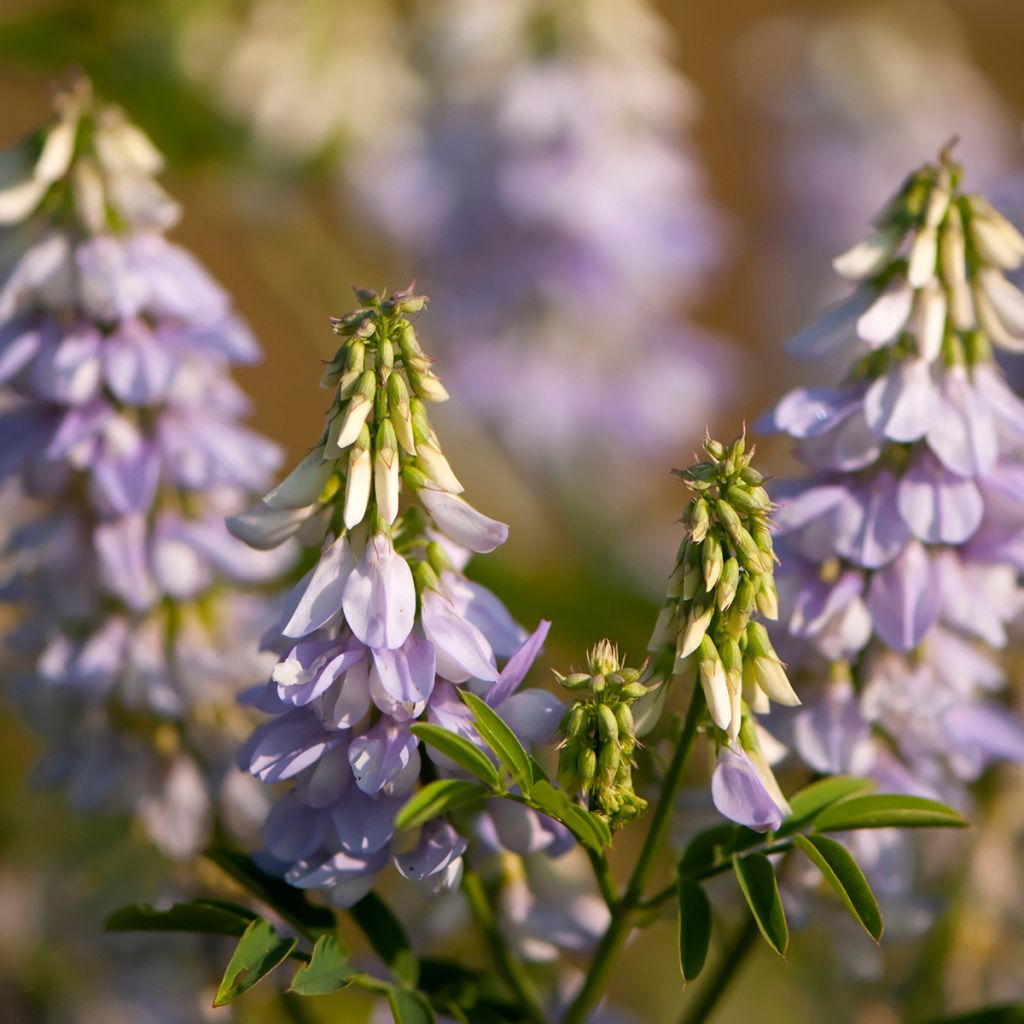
[[374, 421, 400, 526], [387, 373, 416, 454], [647, 603, 677, 652], [924, 181, 951, 229], [978, 267, 1024, 340], [334, 370, 376, 450], [35, 116, 78, 184], [344, 428, 373, 529], [907, 226, 938, 288], [409, 367, 450, 403], [743, 661, 772, 715], [752, 657, 801, 707], [698, 637, 732, 733], [264, 446, 335, 510], [974, 279, 1024, 353], [913, 280, 947, 363], [832, 223, 903, 280], [417, 440, 463, 493], [72, 157, 106, 234], [677, 600, 714, 661], [968, 198, 1024, 270]]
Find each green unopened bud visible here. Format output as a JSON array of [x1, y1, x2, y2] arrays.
[[598, 742, 620, 786], [725, 484, 771, 514], [334, 369, 376, 449], [336, 340, 366, 395], [755, 575, 779, 620], [595, 704, 619, 744], [702, 532, 723, 591], [591, 674, 606, 696], [614, 702, 635, 739], [378, 336, 395, 373], [558, 672, 593, 692], [387, 373, 416, 454], [717, 558, 740, 611], [740, 465, 764, 486], [690, 498, 711, 542], [715, 499, 743, 542], [745, 621, 778, 660], [703, 436, 726, 460], [557, 745, 580, 790], [578, 748, 598, 794], [620, 682, 647, 700], [563, 703, 589, 741], [734, 526, 771, 576]]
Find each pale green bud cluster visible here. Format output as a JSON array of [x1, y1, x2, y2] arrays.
[[320, 286, 460, 533], [554, 640, 651, 830], [648, 433, 798, 743]]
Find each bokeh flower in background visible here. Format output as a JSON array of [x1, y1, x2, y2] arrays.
[[346, 0, 732, 488], [0, 77, 292, 856], [736, 1, 1019, 330]]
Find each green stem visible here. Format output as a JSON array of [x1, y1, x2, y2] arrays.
[[462, 869, 547, 1024], [562, 687, 706, 1024], [676, 913, 759, 1024], [587, 848, 619, 910]]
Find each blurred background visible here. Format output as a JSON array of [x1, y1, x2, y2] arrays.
[[1, 0, 1023, 1021]]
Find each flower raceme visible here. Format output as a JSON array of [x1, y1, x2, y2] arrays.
[[647, 433, 796, 832], [766, 149, 1024, 800], [0, 77, 289, 856], [230, 287, 562, 905]]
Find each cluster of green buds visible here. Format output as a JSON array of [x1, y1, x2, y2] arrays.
[[322, 285, 458, 533], [648, 432, 799, 744], [555, 640, 651, 830]]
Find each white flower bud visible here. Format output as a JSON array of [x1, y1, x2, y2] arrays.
[[264, 446, 334, 509], [752, 657, 801, 707], [907, 226, 938, 289], [35, 116, 77, 184], [344, 431, 373, 529], [913, 280, 947, 363], [416, 440, 463, 493], [968, 199, 1024, 270], [677, 600, 713, 661], [374, 421, 400, 526], [832, 223, 903, 280]]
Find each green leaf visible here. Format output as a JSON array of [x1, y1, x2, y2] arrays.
[[779, 776, 876, 834], [386, 986, 437, 1024], [290, 934, 354, 996], [793, 834, 883, 942], [395, 779, 490, 832], [731, 853, 788, 957], [106, 899, 256, 938], [213, 918, 296, 1007], [678, 823, 740, 879], [349, 892, 418, 986], [526, 780, 611, 852], [813, 794, 968, 833], [204, 846, 335, 936], [677, 880, 712, 984], [458, 690, 534, 793], [410, 723, 502, 790]]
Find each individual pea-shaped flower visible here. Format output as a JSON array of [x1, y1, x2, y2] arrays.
[[646, 432, 798, 832], [231, 286, 561, 904], [764, 149, 1024, 805], [0, 76, 290, 856]]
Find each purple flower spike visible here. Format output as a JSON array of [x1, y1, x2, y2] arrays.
[[768, 148, 1024, 811]]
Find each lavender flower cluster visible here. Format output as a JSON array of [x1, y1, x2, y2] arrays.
[[767, 150, 1024, 805], [230, 286, 564, 906], [0, 79, 290, 856]]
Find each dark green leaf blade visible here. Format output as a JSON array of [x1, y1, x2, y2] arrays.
[[386, 986, 437, 1024], [204, 846, 336, 936], [793, 834, 883, 942], [526, 780, 611, 852], [213, 918, 296, 1007], [410, 723, 502, 790], [349, 892, 418, 987], [290, 934, 354, 996], [677, 880, 712, 984], [458, 690, 534, 793], [731, 853, 788, 957], [813, 794, 968, 833], [395, 779, 489, 832], [778, 776, 876, 835], [106, 899, 256, 938]]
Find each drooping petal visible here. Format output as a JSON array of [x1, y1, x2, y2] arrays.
[[926, 367, 998, 477], [394, 819, 468, 880], [419, 487, 509, 553], [486, 619, 551, 707], [832, 470, 911, 569], [710, 746, 787, 833], [342, 534, 416, 650], [863, 357, 938, 442], [897, 451, 984, 544], [347, 719, 419, 797], [866, 541, 940, 651], [282, 533, 354, 639], [421, 586, 498, 683], [369, 633, 436, 721], [856, 279, 913, 346], [226, 499, 317, 550]]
